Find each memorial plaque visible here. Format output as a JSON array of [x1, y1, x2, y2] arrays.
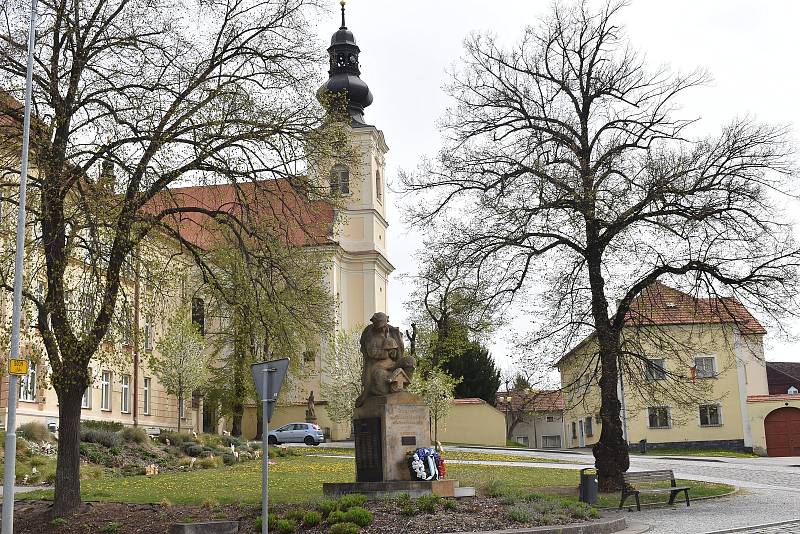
[[401, 436, 416, 446], [354, 417, 382, 482]]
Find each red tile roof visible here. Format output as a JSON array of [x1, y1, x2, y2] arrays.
[[145, 180, 336, 250], [625, 282, 766, 335], [496, 390, 564, 412]]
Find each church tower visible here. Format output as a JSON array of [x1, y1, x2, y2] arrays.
[[319, 1, 393, 332]]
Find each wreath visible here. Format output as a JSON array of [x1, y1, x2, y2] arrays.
[[408, 447, 445, 480]]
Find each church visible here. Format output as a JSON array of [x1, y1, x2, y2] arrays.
[[239, 3, 394, 440]]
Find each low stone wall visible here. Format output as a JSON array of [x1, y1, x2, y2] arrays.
[[627, 438, 748, 452]]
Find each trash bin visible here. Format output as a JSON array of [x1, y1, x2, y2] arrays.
[[639, 439, 647, 454], [579, 468, 598, 504]]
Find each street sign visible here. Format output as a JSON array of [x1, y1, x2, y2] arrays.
[[8, 359, 28, 376], [251, 358, 290, 423]]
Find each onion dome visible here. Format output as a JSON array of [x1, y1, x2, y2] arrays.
[[318, 1, 373, 126]]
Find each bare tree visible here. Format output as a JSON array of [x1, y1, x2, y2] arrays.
[[499, 369, 558, 441], [0, 0, 347, 514], [402, 1, 799, 489]]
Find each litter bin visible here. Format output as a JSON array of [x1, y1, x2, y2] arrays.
[[639, 439, 647, 454], [579, 468, 598, 504]]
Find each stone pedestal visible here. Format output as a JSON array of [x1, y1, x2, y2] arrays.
[[352, 392, 431, 483]]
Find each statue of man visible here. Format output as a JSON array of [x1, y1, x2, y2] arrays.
[[355, 312, 415, 407], [305, 390, 316, 421]]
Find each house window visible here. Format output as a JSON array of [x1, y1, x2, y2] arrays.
[[376, 171, 382, 202], [694, 356, 716, 379], [143, 377, 151, 415], [330, 164, 350, 195], [82, 368, 92, 408], [144, 318, 154, 350], [546, 415, 555, 423], [101, 370, 112, 410], [645, 358, 667, 380], [18, 362, 37, 402], [515, 436, 529, 446], [121, 374, 130, 413], [191, 297, 205, 336], [585, 416, 594, 437], [571, 421, 577, 439], [542, 435, 562, 448], [699, 404, 722, 426], [648, 407, 671, 429]]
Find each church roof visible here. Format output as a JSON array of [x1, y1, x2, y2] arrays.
[[145, 179, 336, 250]]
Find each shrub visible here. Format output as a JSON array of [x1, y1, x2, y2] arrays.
[[398, 501, 417, 516], [51, 517, 67, 527], [285, 509, 306, 522], [158, 431, 192, 446], [343, 507, 373, 527], [317, 499, 338, 518], [121, 427, 148, 444], [416, 494, 440, 514], [80, 465, 106, 480], [160, 498, 173, 508], [198, 456, 222, 469], [99, 522, 122, 533], [328, 522, 361, 534], [82, 420, 124, 432], [222, 453, 237, 466], [267, 446, 296, 459], [396, 492, 411, 503], [481, 479, 508, 498], [302, 511, 322, 527], [327, 510, 347, 525], [18, 422, 51, 442], [201, 497, 219, 509], [507, 506, 534, 523], [443, 499, 458, 511], [338, 494, 367, 511], [221, 435, 242, 448], [29, 455, 48, 468], [183, 443, 204, 457], [80, 427, 122, 448], [121, 465, 146, 476], [273, 519, 296, 534]]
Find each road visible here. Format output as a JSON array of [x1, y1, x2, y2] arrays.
[[317, 442, 800, 533]]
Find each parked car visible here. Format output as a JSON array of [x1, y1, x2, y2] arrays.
[[268, 422, 325, 446]]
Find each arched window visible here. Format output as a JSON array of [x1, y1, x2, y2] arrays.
[[376, 170, 382, 202], [330, 164, 350, 195]]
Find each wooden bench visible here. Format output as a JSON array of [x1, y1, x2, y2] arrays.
[[619, 470, 690, 511]]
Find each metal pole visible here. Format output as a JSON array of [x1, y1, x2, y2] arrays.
[[3, 1, 38, 531], [261, 368, 269, 534]]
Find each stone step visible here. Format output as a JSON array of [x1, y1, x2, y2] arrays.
[[454, 486, 476, 498]]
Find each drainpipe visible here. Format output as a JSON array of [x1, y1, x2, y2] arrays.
[[133, 249, 140, 427]]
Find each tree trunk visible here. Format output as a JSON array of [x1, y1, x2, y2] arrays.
[[586, 250, 630, 491], [232, 414, 243, 437], [53, 384, 84, 516], [177, 396, 182, 433], [506, 413, 522, 441]]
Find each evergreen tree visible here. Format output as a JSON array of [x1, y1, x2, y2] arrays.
[[442, 342, 501, 404]]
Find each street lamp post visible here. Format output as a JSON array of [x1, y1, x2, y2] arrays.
[[2, 0, 39, 532]]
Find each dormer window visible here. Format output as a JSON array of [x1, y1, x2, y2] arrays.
[[330, 164, 350, 195], [376, 170, 382, 202]]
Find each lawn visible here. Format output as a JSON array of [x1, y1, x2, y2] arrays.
[[630, 448, 758, 458], [21, 454, 733, 509], [307, 447, 565, 464]]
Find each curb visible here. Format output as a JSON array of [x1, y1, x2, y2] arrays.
[[698, 518, 800, 534], [450, 516, 627, 534], [599, 486, 740, 512]]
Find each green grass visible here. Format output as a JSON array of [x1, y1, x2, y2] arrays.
[[19, 454, 733, 508], [299, 447, 563, 463], [630, 448, 758, 458]]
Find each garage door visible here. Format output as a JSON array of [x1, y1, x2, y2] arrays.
[[765, 407, 800, 457]]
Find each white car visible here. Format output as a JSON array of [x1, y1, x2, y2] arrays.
[[268, 422, 325, 446]]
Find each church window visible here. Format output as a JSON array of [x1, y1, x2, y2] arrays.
[[330, 165, 350, 195], [376, 170, 382, 202]]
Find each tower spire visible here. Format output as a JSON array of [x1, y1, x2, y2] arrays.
[[318, 0, 373, 126]]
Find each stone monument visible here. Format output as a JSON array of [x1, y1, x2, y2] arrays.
[[305, 391, 317, 424], [323, 313, 473, 498]]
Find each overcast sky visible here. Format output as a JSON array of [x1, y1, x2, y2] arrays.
[[319, 1, 800, 370]]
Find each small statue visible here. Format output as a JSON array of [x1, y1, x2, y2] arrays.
[[355, 312, 416, 407], [305, 391, 317, 422]]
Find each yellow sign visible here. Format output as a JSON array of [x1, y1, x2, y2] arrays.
[[8, 359, 29, 376]]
